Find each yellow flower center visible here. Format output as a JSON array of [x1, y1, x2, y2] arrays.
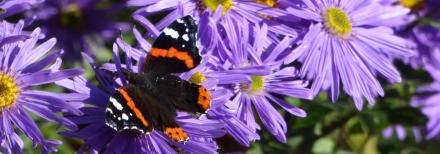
[[202, 0, 234, 14], [255, 0, 277, 7], [399, 0, 425, 10], [255, 0, 278, 19], [60, 3, 84, 28], [0, 73, 20, 110], [189, 71, 206, 84], [322, 7, 352, 38], [249, 76, 265, 92]]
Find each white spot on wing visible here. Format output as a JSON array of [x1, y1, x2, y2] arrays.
[[110, 97, 123, 111], [177, 19, 184, 23], [122, 113, 129, 120], [163, 28, 179, 39], [106, 108, 113, 114], [182, 34, 189, 41]]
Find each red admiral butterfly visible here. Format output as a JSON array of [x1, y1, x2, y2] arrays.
[[104, 16, 210, 143]]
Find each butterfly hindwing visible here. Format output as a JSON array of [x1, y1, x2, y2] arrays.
[[153, 74, 211, 114], [105, 84, 191, 143], [142, 15, 201, 75], [154, 104, 190, 142], [105, 85, 155, 134]]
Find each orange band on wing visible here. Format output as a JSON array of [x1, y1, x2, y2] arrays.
[[197, 87, 211, 111], [149, 48, 194, 68], [117, 89, 149, 127], [164, 127, 189, 142]]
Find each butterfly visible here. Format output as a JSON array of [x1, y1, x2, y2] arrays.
[[104, 16, 210, 143]]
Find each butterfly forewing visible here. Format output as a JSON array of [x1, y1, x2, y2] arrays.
[[105, 85, 155, 134], [142, 15, 201, 75]]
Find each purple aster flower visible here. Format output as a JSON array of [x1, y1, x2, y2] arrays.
[[369, 0, 413, 27], [370, 0, 440, 70], [179, 55, 261, 147], [0, 0, 44, 19], [411, 53, 440, 139], [0, 20, 85, 153], [211, 17, 311, 143], [57, 34, 227, 153], [393, 0, 440, 69], [412, 82, 440, 139], [405, 25, 440, 69], [284, 0, 413, 110], [25, 0, 130, 60]]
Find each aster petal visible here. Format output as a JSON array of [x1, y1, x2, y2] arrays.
[[286, 7, 320, 21], [133, 15, 161, 38], [103, 133, 131, 154], [21, 101, 77, 130], [264, 37, 293, 64], [251, 96, 287, 142], [236, 2, 287, 18], [127, 0, 159, 7], [145, 0, 178, 13], [18, 69, 84, 87], [9, 28, 41, 71], [133, 27, 152, 51], [21, 49, 62, 74], [178, 116, 226, 138], [222, 65, 271, 76], [112, 43, 128, 85], [356, 27, 413, 59], [382, 127, 394, 138], [265, 94, 307, 117], [0, 35, 28, 47], [9, 107, 60, 152], [23, 38, 57, 68], [21, 90, 85, 115]]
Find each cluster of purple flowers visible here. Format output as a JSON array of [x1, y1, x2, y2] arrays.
[[0, 0, 439, 153]]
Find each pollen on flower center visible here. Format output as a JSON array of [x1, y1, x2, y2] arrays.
[[255, 0, 278, 19], [189, 71, 206, 84], [60, 3, 84, 28], [322, 7, 352, 37], [255, 0, 277, 7], [202, 0, 233, 14], [249, 76, 265, 92], [0, 72, 20, 110], [399, 0, 425, 10], [240, 76, 265, 95]]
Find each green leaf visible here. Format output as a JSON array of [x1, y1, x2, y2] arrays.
[[362, 136, 379, 154], [386, 107, 428, 126], [347, 133, 368, 152], [312, 137, 335, 154], [294, 108, 330, 128]]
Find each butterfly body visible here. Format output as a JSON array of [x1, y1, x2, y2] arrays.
[[104, 16, 210, 143]]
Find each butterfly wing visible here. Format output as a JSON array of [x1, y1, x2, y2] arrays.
[[105, 85, 155, 134], [152, 74, 211, 114], [154, 105, 190, 142], [142, 15, 201, 75], [105, 84, 191, 142]]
